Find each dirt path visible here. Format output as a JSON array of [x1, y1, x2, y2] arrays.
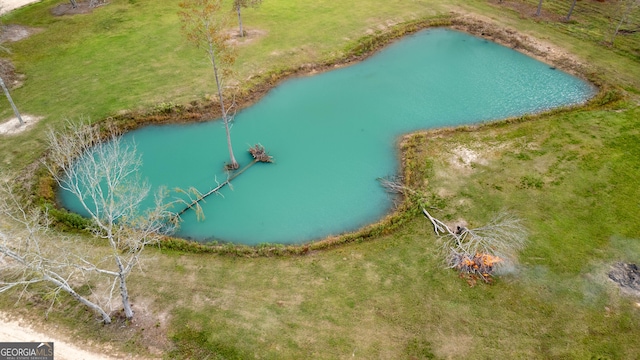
[[0, 311, 126, 360], [0, 0, 42, 14]]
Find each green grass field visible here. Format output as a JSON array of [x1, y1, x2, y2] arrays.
[[1, 0, 639, 358]]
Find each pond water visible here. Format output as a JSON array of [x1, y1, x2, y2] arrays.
[[60, 28, 596, 245]]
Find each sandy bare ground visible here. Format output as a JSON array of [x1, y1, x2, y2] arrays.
[[0, 311, 123, 360], [0, 0, 42, 15], [0, 115, 42, 135]]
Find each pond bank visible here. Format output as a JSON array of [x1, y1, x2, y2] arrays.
[[36, 13, 615, 256]]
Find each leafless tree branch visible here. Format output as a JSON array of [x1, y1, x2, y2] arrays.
[[43, 121, 179, 320], [422, 208, 527, 282], [0, 177, 113, 323]]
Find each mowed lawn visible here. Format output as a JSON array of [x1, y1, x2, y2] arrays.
[[1, 0, 639, 359]]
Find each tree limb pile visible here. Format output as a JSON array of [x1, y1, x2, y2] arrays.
[[375, 172, 527, 283], [249, 143, 273, 163], [422, 208, 527, 283]]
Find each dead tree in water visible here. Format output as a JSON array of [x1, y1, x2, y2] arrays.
[[249, 143, 273, 163], [179, 0, 240, 170], [175, 144, 273, 217]]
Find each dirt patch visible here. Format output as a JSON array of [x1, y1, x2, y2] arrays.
[[226, 28, 267, 46], [0, 0, 41, 14], [0, 24, 43, 43], [127, 298, 172, 356], [609, 262, 640, 298], [0, 115, 43, 135], [50, 0, 106, 16], [449, 146, 488, 170]]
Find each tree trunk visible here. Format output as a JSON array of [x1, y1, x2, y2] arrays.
[[119, 272, 133, 319], [0, 76, 24, 126], [44, 274, 112, 324], [536, 0, 543, 17], [610, 0, 635, 44], [236, 5, 244, 37], [208, 43, 239, 170], [611, 16, 625, 44], [113, 252, 134, 319], [566, 0, 577, 21], [69, 0, 77, 8]]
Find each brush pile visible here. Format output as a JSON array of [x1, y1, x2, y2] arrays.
[[451, 252, 502, 283], [249, 144, 273, 163]]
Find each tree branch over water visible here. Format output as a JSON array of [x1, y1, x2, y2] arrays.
[[43, 120, 179, 320]]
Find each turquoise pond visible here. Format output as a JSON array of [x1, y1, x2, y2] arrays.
[[60, 28, 596, 245]]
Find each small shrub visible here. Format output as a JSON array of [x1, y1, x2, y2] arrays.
[[519, 175, 543, 189], [152, 102, 179, 114], [49, 207, 90, 230]]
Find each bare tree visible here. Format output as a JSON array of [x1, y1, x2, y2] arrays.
[[69, 0, 78, 8], [0, 76, 23, 127], [232, 0, 262, 37], [0, 44, 24, 127], [45, 121, 178, 320], [566, 0, 578, 21], [607, 0, 640, 45], [0, 178, 112, 323], [179, 0, 240, 170], [536, 0, 544, 17]]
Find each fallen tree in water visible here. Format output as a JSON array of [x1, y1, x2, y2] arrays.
[[176, 144, 274, 217]]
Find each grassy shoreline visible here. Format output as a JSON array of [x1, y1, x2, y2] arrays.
[[29, 13, 621, 257], [1, 0, 639, 358]]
